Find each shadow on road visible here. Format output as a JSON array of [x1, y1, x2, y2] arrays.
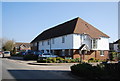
[[8, 57, 36, 61], [2, 69, 83, 81]]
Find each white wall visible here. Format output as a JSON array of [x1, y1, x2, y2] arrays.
[[38, 34, 73, 51], [114, 44, 118, 52], [73, 34, 81, 49], [97, 37, 109, 50], [73, 34, 92, 49], [38, 34, 109, 51]]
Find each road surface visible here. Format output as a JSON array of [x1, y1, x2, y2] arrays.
[[1, 58, 82, 81]]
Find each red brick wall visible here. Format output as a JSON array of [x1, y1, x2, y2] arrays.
[[73, 49, 80, 59], [84, 51, 96, 60], [95, 50, 109, 60], [73, 49, 109, 61]]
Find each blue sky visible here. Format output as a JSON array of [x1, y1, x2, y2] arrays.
[[2, 2, 118, 43], [0, 2, 2, 38]]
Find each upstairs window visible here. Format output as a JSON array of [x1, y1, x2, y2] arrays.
[[35, 43, 37, 46], [52, 38, 54, 44], [93, 39, 97, 49], [47, 40, 50, 45], [42, 41, 44, 46], [62, 36, 65, 43]]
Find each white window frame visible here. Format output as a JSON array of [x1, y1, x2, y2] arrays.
[[92, 39, 97, 49], [52, 38, 54, 44], [100, 50, 104, 56]]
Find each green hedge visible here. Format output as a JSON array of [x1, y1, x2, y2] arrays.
[[71, 63, 120, 80], [38, 57, 81, 63]]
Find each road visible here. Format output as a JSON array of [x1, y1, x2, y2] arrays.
[[1, 58, 83, 81]]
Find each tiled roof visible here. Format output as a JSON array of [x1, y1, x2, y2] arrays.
[[15, 42, 30, 48], [31, 17, 109, 43], [113, 39, 120, 44]]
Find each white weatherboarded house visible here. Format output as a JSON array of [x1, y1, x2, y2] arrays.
[[31, 17, 109, 60]]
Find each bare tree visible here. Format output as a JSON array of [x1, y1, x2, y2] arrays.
[[1, 38, 15, 51]]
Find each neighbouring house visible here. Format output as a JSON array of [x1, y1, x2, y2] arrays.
[[109, 43, 114, 52], [15, 42, 31, 51], [113, 39, 120, 52], [31, 17, 110, 60]]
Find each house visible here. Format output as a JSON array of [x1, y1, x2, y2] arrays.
[[15, 42, 31, 51], [109, 43, 114, 52], [113, 39, 120, 52], [31, 17, 109, 60]]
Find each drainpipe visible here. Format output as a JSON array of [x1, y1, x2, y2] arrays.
[[80, 34, 83, 63], [50, 39, 51, 53]]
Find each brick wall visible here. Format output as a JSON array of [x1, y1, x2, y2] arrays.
[[95, 50, 109, 60], [73, 49, 109, 61]]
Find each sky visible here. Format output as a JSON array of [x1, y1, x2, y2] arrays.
[[2, 2, 118, 43]]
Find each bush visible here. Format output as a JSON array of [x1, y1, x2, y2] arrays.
[[103, 63, 120, 78], [88, 58, 95, 63], [47, 60, 53, 63], [74, 58, 80, 62], [71, 59, 76, 63], [71, 63, 95, 77], [71, 63, 120, 80], [38, 59, 47, 63], [95, 59, 102, 62], [109, 52, 118, 61], [56, 57, 65, 63], [52, 58, 57, 63], [64, 59, 71, 63]]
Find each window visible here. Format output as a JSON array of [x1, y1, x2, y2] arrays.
[[35, 43, 37, 46], [52, 38, 54, 44], [93, 39, 97, 49], [47, 40, 50, 45], [100, 50, 104, 56], [42, 41, 44, 46], [62, 36, 65, 43]]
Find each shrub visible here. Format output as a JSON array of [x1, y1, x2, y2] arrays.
[[47, 60, 53, 63], [109, 52, 118, 61], [64, 59, 71, 63], [95, 59, 102, 62], [46, 57, 53, 61], [71, 63, 120, 80], [74, 58, 80, 62], [103, 63, 120, 78], [39, 59, 47, 63], [56, 57, 65, 63], [52, 58, 57, 63], [71, 59, 76, 63], [71, 63, 94, 77], [88, 58, 95, 63]]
